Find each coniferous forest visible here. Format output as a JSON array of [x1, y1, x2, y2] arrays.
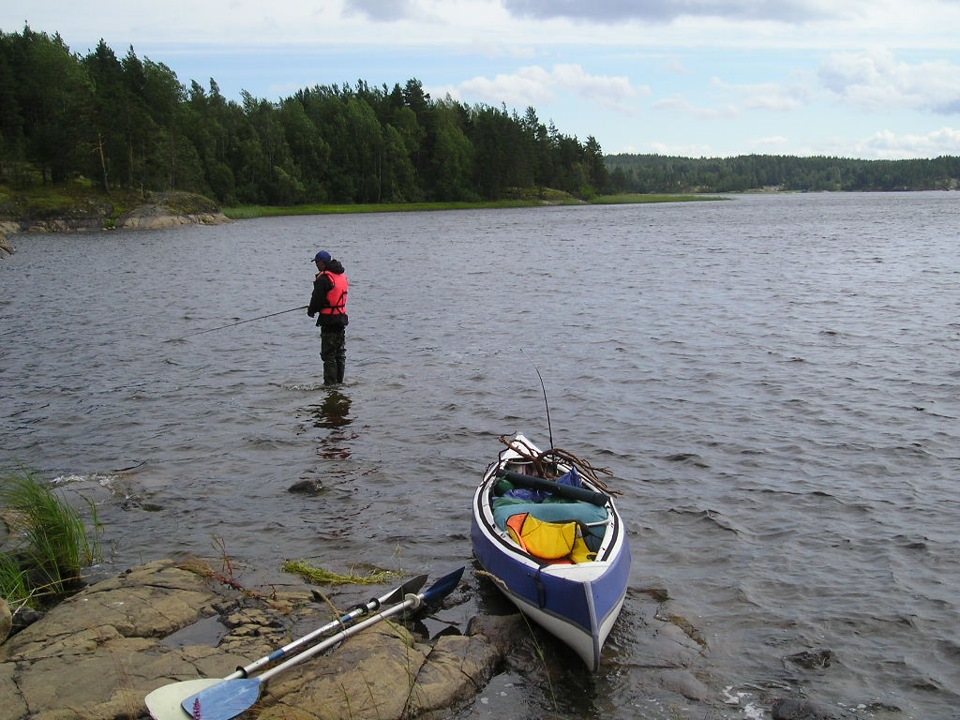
[[0, 27, 609, 206], [605, 153, 960, 193], [2, 26, 958, 207]]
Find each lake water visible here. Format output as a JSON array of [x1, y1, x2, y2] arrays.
[[1, 192, 958, 719]]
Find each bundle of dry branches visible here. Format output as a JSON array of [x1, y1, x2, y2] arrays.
[[497, 435, 620, 496]]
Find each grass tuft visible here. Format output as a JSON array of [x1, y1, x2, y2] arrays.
[[0, 468, 102, 610], [0, 551, 29, 606]]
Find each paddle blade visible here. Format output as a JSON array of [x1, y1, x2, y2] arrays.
[[383, 574, 427, 605], [145, 678, 223, 720], [421, 566, 464, 605], [181, 678, 262, 720]]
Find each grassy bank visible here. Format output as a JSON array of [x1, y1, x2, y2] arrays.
[[223, 198, 542, 219], [0, 178, 722, 226], [223, 192, 723, 220]]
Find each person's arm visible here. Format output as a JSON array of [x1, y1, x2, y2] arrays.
[[307, 275, 331, 316]]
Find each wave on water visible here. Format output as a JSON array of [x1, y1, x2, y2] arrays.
[[4, 193, 960, 719], [51, 472, 121, 489]]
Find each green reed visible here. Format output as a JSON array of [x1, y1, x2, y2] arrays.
[[0, 551, 29, 607], [0, 468, 102, 608]]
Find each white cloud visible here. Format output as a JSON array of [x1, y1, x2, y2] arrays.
[[710, 77, 811, 111], [661, 56, 694, 75], [453, 67, 558, 107], [652, 95, 740, 119], [7, 0, 959, 52], [819, 48, 960, 114], [553, 63, 647, 112], [750, 135, 790, 149], [650, 78, 809, 122], [647, 140, 718, 157], [631, 127, 960, 160], [853, 127, 960, 159], [501, 0, 865, 24], [446, 64, 648, 114], [343, 0, 421, 21]]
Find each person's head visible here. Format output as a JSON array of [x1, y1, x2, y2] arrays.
[[313, 250, 331, 268]]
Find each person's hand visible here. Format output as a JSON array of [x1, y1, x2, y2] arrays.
[[307, 310, 315, 317]]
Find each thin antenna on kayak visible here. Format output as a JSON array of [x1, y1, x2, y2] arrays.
[[520, 348, 554, 449]]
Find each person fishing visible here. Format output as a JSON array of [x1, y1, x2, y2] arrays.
[[307, 250, 349, 385]]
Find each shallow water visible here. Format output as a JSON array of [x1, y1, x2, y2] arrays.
[[2, 192, 958, 719]]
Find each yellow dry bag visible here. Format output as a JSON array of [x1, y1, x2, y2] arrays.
[[506, 512, 577, 560]]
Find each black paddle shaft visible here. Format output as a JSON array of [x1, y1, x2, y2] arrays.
[[497, 470, 610, 506]]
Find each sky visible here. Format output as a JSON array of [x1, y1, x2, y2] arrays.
[[4, 0, 960, 159]]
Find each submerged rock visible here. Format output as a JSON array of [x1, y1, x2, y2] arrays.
[[772, 696, 840, 720], [288, 479, 325, 495], [784, 648, 835, 669]]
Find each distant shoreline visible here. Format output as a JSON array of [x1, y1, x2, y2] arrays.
[[0, 191, 723, 255], [221, 193, 724, 219]]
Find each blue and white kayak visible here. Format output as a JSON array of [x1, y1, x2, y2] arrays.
[[470, 433, 631, 671]]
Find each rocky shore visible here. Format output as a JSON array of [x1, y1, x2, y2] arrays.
[[0, 223, 16, 256], [0, 556, 861, 720], [0, 191, 230, 257], [0, 559, 516, 720]]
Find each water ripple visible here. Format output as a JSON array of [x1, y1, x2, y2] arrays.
[[2, 193, 959, 718]]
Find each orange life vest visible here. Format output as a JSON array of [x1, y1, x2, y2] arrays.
[[318, 271, 348, 315]]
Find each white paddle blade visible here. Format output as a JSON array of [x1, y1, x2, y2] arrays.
[[145, 678, 224, 720], [182, 678, 263, 720]]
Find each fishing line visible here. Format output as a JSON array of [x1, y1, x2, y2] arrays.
[[520, 348, 554, 449], [177, 305, 308, 339]]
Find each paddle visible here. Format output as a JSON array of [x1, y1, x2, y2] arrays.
[[497, 469, 611, 506], [145, 573, 427, 720], [180, 566, 464, 720]]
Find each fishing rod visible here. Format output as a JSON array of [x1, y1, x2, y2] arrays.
[[520, 348, 554, 449], [179, 305, 307, 339]]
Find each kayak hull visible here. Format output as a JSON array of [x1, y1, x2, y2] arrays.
[[471, 434, 631, 671]]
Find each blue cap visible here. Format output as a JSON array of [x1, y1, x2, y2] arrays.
[[313, 250, 331, 263]]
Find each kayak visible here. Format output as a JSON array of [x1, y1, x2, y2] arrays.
[[470, 433, 631, 670]]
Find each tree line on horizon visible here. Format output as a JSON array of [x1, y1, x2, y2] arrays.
[[605, 153, 960, 193], [0, 27, 610, 206], [2, 27, 958, 206]]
